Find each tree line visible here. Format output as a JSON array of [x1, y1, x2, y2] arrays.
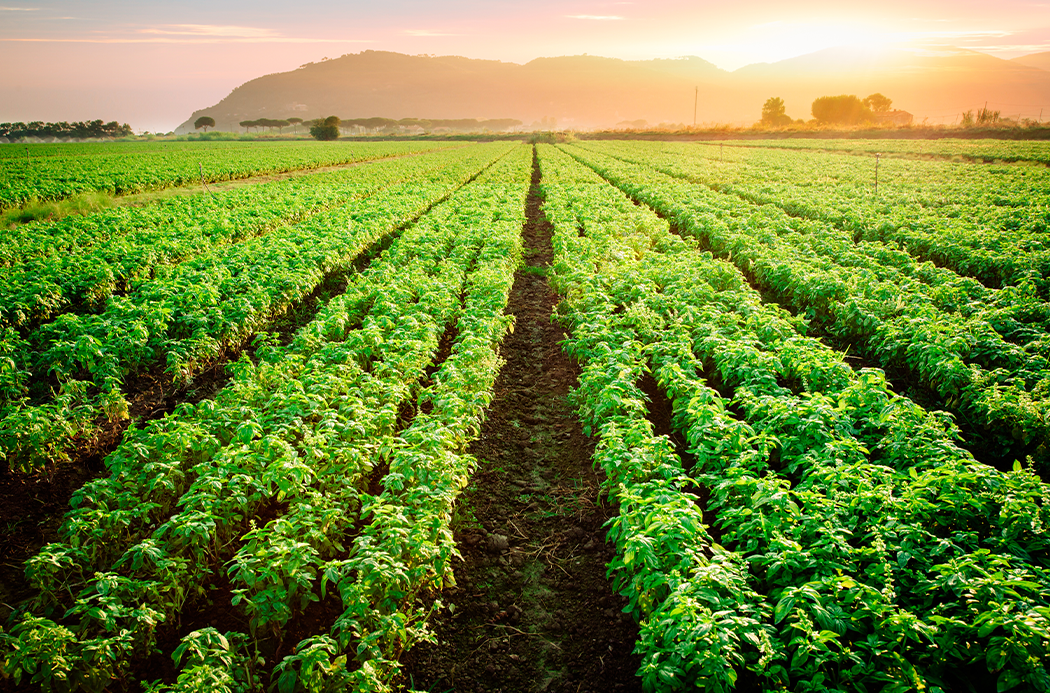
[[233, 118, 302, 133], [761, 93, 895, 126], [343, 117, 523, 132], [198, 115, 524, 137], [0, 120, 134, 140]]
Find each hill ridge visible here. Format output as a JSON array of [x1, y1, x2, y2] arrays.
[[176, 47, 1050, 132]]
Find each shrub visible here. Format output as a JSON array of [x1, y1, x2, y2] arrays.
[[310, 116, 340, 141], [811, 95, 873, 125]]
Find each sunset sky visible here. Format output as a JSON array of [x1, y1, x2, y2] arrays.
[[2, 0, 1049, 132]]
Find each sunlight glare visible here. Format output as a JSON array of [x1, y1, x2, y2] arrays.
[[702, 19, 907, 69]]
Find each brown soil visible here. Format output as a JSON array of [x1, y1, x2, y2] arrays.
[[401, 151, 643, 693], [0, 458, 103, 622], [0, 356, 233, 626]]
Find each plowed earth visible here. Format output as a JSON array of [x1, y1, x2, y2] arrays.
[[401, 157, 644, 693]]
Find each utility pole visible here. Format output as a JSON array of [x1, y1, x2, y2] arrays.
[[875, 153, 881, 198], [199, 162, 211, 194], [693, 87, 698, 128]]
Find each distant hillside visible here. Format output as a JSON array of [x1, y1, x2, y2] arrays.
[[1012, 52, 1050, 72], [176, 47, 1050, 132], [176, 51, 726, 133]]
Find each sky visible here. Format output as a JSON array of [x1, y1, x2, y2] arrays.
[[2, 0, 1049, 132]]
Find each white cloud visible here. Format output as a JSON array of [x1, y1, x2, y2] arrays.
[[2, 23, 372, 44], [968, 42, 1050, 53], [404, 29, 462, 37], [567, 14, 625, 20], [1, 20, 373, 43], [140, 25, 281, 38], [2, 36, 368, 44], [915, 29, 1013, 41]]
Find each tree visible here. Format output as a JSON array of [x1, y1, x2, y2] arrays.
[[252, 118, 290, 132], [240, 120, 255, 133], [862, 93, 892, 114], [360, 117, 397, 130], [811, 95, 874, 125], [760, 97, 792, 126], [287, 117, 303, 133], [0, 120, 131, 139], [479, 118, 523, 132], [310, 115, 340, 141], [194, 116, 215, 132]]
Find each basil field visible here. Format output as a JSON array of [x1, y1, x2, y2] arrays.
[[1, 138, 1048, 693]]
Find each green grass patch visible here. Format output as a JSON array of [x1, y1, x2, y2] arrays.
[[2, 190, 117, 227], [520, 265, 548, 277]]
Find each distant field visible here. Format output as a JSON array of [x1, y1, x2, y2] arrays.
[[0, 140, 453, 208], [722, 136, 1050, 164], [2, 139, 1048, 693]]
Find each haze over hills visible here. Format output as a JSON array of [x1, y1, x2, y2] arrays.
[[1012, 51, 1050, 72], [176, 46, 1050, 133]]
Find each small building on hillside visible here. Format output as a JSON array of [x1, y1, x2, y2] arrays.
[[875, 110, 914, 126]]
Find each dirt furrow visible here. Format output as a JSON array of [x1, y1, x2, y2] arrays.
[[402, 150, 642, 693]]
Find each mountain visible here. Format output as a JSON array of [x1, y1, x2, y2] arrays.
[[176, 51, 726, 133], [176, 47, 1050, 132], [1012, 51, 1050, 72]]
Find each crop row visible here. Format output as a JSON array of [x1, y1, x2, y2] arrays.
[[0, 143, 458, 269], [0, 140, 448, 208], [0, 144, 532, 693], [575, 142, 1050, 354], [563, 142, 1050, 471], [0, 142, 276, 160], [0, 142, 515, 474], [726, 138, 1050, 166], [537, 143, 1050, 692], [585, 140, 1050, 294], [0, 145, 469, 329], [538, 144, 754, 690]]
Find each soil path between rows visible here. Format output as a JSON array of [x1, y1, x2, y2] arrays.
[[402, 150, 643, 692]]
